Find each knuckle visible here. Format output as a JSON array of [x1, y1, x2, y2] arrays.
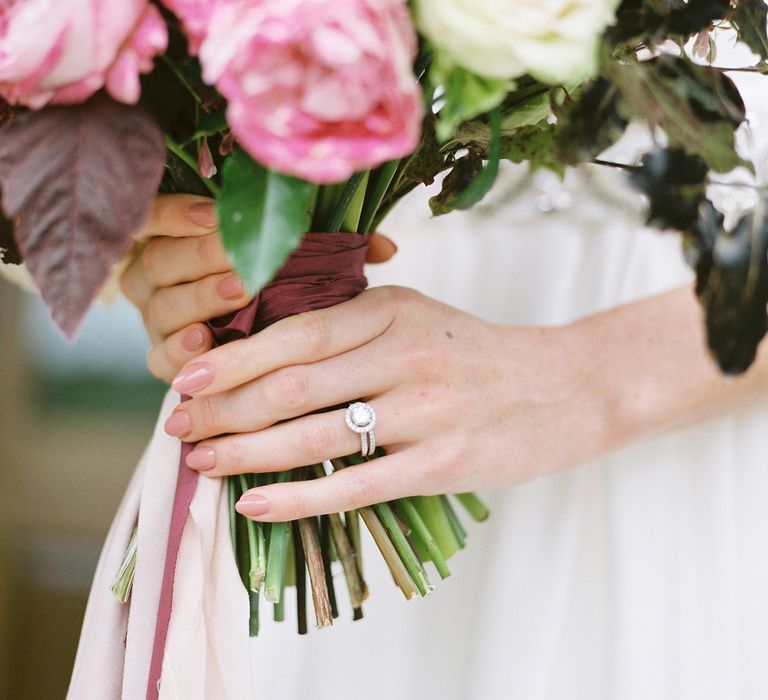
[[140, 239, 165, 285], [304, 419, 340, 461], [164, 335, 191, 373], [343, 469, 377, 507], [401, 339, 433, 375], [285, 489, 309, 519], [379, 284, 418, 305], [191, 278, 210, 310], [427, 442, 464, 486], [195, 396, 223, 434], [195, 233, 222, 267], [145, 294, 167, 332], [220, 438, 245, 472], [293, 310, 332, 353], [268, 368, 311, 410]]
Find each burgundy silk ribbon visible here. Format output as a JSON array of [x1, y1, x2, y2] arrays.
[[146, 232, 369, 699]]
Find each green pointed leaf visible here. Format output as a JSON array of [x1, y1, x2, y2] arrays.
[[609, 55, 748, 173], [217, 150, 317, 295], [430, 54, 511, 142], [697, 198, 768, 374], [453, 107, 502, 210], [732, 0, 768, 60]]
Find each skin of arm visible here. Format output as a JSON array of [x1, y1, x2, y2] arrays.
[[124, 196, 768, 522]]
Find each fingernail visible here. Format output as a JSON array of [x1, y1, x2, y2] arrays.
[[172, 362, 213, 394], [186, 446, 216, 470], [187, 201, 217, 228], [236, 493, 270, 517], [182, 327, 206, 352], [164, 409, 191, 437], [217, 273, 244, 300]]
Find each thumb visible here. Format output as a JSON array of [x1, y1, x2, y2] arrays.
[[365, 232, 398, 264]]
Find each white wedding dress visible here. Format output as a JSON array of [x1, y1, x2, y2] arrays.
[[241, 172, 768, 700], [67, 48, 768, 700]]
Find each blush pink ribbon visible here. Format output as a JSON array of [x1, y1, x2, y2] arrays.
[[145, 232, 369, 699]]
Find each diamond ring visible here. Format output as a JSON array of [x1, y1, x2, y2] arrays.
[[345, 401, 377, 457]]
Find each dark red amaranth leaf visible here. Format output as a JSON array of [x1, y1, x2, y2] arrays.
[[0, 93, 165, 337]]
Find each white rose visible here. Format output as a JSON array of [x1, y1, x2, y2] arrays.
[[415, 0, 619, 84]]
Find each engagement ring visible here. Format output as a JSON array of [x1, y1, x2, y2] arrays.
[[345, 401, 377, 457]]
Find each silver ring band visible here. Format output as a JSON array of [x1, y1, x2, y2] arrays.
[[345, 402, 377, 458]]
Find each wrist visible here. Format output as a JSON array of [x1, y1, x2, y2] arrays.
[[561, 317, 647, 459]]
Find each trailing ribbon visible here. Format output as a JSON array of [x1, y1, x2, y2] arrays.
[[146, 232, 369, 700]]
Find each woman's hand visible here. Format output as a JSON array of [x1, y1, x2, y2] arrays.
[[121, 194, 397, 382], [164, 286, 615, 522]]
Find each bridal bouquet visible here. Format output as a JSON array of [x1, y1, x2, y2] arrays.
[[0, 0, 766, 692]]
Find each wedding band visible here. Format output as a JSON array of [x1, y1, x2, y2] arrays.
[[345, 402, 377, 457]]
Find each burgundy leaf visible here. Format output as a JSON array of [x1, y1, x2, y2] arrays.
[[0, 93, 165, 337]]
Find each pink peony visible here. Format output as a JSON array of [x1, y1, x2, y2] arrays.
[[161, 0, 217, 54], [196, 0, 423, 183], [0, 0, 168, 109]]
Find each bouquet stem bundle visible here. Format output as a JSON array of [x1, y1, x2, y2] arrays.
[[220, 168, 490, 635], [228, 451, 489, 636]]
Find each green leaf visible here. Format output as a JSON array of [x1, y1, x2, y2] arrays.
[[697, 198, 768, 374], [428, 154, 484, 217], [430, 54, 512, 142], [500, 123, 565, 176], [732, 0, 768, 60], [217, 150, 317, 296], [609, 55, 749, 173], [452, 107, 502, 210], [628, 147, 709, 231], [501, 81, 552, 132], [402, 115, 445, 186], [188, 111, 228, 142], [555, 78, 628, 165], [429, 108, 502, 216]]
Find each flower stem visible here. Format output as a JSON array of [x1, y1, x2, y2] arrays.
[[111, 527, 138, 603], [160, 54, 203, 106], [338, 455, 433, 596], [413, 495, 460, 560], [400, 498, 451, 579], [238, 475, 264, 592], [320, 515, 340, 619], [359, 160, 400, 234], [297, 517, 334, 629], [440, 495, 467, 548], [373, 501, 433, 596], [228, 477, 237, 552], [357, 506, 418, 600], [312, 464, 368, 608], [455, 492, 490, 522], [264, 522, 289, 603], [164, 135, 220, 197], [292, 520, 308, 635], [324, 172, 367, 231], [263, 475, 292, 603]]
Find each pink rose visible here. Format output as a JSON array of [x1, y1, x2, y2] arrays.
[[161, 0, 217, 54], [0, 0, 168, 109], [198, 0, 423, 183]]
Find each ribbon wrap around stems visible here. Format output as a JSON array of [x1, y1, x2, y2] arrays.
[[146, 232, 369, 700]]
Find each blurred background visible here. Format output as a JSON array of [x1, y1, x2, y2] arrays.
[[0, 281, 165, 699]]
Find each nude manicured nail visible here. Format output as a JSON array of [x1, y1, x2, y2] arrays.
[[164, 410, 191, 437], [187, 446, 216, 470], [172, 363, 213, 394], [217, 273, 244, 300], [187, 201, 217, 228], [182, 327, 206, 352], [236, 494, 270, 517]]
